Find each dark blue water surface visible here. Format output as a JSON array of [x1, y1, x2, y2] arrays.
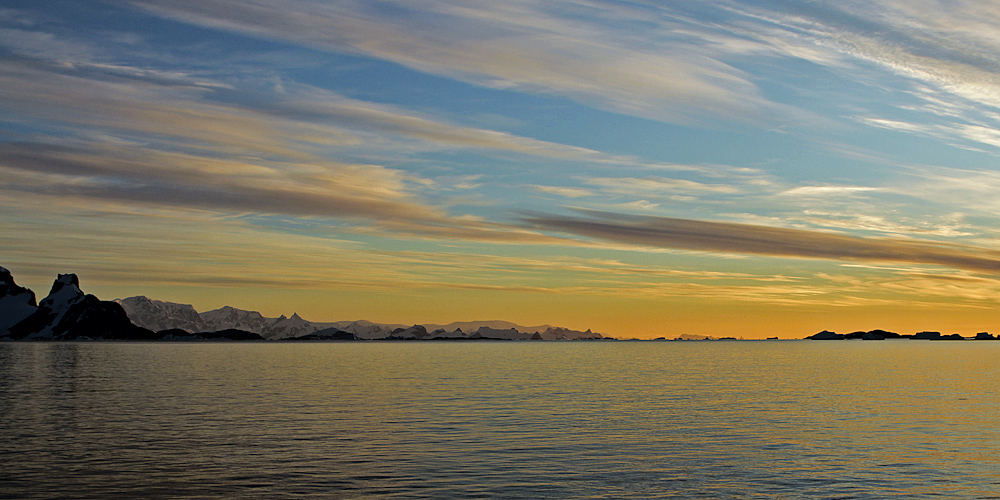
[[2, 341, 999, 499]]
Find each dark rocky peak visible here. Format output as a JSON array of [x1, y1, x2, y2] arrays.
[[0, 267, 36, 304], [39, 273, 84, 310], [807, 330, 844, 340], [0, 267, 39, 335], [0, 266, 14, 286], [50, 273, 80, 292], [389, 324, 429, 339]]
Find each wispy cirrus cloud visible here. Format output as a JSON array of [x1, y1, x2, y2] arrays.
[[0, 53, 634, 166], [586, 176, 743, 196], [530, 185, 594, 198], [124, 0, 779, 124], [523, 210, 1000, 274], [796, 210, 974, 238], [898, 166, 1000, 221], [0, 26, 692, 244], [0, 140, 582, 246], [779, 186, 885, 197], [0, 142, 443, 221], [717, 1, 1000, 150]]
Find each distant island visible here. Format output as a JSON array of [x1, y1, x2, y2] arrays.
[[805, 329, 996, 341], [0, 267, 607, 341]]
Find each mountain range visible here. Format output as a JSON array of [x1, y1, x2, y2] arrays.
[[114, 296, 602, 340], [0, 268, 605, 341]]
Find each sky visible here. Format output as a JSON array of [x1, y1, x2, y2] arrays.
[[4, 0, 1000, 338]]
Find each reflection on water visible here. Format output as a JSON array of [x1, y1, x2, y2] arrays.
[[2, 341, 1000, 499]]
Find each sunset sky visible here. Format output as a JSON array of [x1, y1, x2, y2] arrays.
[[5, 0, 1000, 338]]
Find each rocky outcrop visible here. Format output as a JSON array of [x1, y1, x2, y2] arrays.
[[472, 326, 529, 340], [843, 329, 900, 340], [389, 325, 429, 339], [333, 320, 405, 339], [807, 330, 844, 340], [929, 333, 965, 341], [287, 327, 357, 341], [866, 329, 902, 338], [427, 328, 466, 339], [0, 267, 37, 336], [540, 326, 603, 340], [196, 329, 264, 341]]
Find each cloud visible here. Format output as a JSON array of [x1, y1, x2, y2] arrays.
[[780, 186, 885, 197], [0, 142, 445, 221], [126, 0, 777, 124], [0, 30, 712, 245], [0, 192, 561, 292], [0, 27, 94, 61], [586, 176, 743, 195], [0, 141, 578, 246], [0, 38, 710, 177], [616, 200, 660, 211], [0, 23, 790, 251], [898, 166, 1000, 218], [857, 116, 1000, 152], [530, 185, 594, 198], [266, 86, 628, 162], [797, 210, 973, 238], [720, 1, 1000, 147], [523, 210, 1000, 274]]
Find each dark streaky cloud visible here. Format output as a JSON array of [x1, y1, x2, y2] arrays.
[[524, 210, 1000, 274]]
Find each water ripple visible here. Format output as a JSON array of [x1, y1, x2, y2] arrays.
[[2, 341, 1000, 499]]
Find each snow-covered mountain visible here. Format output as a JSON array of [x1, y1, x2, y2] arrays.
[[3, 272, 156, 340], [31, 273, 87, 338], [261, 313, 328, 340], [0, 266, 37, 336], [115, 296, 206, 332], [109, 294, 610, 340], [115, 297, 340, 339], [332, 320, 408, 339], [199, 306, 270, 334]]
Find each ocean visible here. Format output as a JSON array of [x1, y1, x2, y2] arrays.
[[1, 341, 998, 499]]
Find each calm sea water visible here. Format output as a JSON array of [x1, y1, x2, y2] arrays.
[[1, 341, 999, 499]]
